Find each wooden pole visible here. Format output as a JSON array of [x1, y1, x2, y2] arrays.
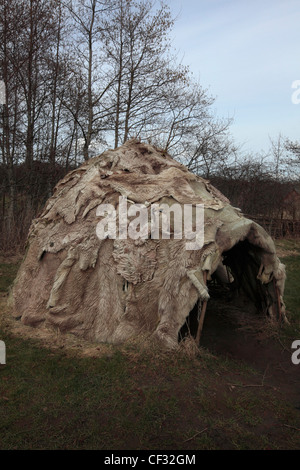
[[196, 270, 208, 346], [273, 278, 282, 323]]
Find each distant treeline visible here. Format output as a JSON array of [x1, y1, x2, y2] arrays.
[[0, 158, 298, 251]]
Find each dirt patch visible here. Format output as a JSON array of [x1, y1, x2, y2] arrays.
[[200, 297, 300, 409]]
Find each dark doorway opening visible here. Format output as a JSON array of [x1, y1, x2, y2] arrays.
[[178, 240, 271, 347]]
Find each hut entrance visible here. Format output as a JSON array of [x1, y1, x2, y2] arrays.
[[178, 240, 270, 346]]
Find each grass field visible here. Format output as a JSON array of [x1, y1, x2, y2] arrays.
[[0, 240, 299, 450]]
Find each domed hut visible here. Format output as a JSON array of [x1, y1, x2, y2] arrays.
[[10, 140, 287, 348]]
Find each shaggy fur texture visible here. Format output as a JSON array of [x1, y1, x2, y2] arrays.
[[10, 140, 287, 348]]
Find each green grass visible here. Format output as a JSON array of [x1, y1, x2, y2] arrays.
[[0, 241, 300, 450], [1, 330, 299, 450], [276, 239, 300, 255], [281, 256, 300, 325], [275, 240, 300, 346], [0, 263, 20, 293]]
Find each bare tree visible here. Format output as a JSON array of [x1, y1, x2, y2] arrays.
[[101, 0, 177, 147], [0, 0, 25, 225], [65, 0, 116, 160], [285, 138, 300, 179], [0, 0, 243, 250], [0, 0, 65, 247], [268, 133, 288, 181], [15, 0, 58, 172]]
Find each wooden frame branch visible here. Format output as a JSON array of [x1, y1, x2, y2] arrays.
[[195, 270, 208, 346]]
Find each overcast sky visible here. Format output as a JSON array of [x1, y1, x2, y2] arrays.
[[169, 0, 300, 155]]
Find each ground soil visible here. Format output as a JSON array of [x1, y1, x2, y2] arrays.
[[200, 295, 300, 410]]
